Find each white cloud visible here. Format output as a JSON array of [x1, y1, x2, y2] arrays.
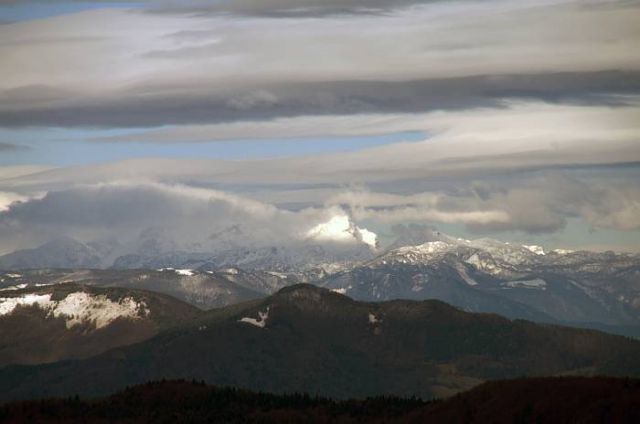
[[0, 182, 379, 255], [0, 191, 29, 211]]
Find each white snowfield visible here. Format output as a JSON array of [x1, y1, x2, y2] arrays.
[[0, 291, 150, 329], [0, 283, 28, 291], [239, 307, 270, 328], [522, 245, 546, 256], [266, 271, 288, 279], [552, 249, 575, 255], [502, 279, 547, 290]]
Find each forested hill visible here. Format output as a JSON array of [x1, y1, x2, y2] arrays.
[[2, 377, 639, 423]]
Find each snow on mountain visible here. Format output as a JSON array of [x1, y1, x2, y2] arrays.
[[239, 307, 270, 328], [306, 214, 377, 249], [321, 230, 640, 334], [523, 245, 546, 255], [0, 291, 149, 330], [0, 237, 104, 270], [551, 249, 575, 255]]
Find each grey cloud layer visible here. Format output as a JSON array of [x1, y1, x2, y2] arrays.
[[2, 101, 638, 191], [1, 170, 638, 256], [2, 71, 638, 128], [0, 0, 638, 251], [0, 182, 364, 254], [1, 2, 639, 128], [0, 142, 24, 151]]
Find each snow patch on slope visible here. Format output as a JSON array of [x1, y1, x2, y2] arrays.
[[0, 294, 53, 315], [523, 245, 545, 255], [552, 249, 575, 255], [239, 307, 270, 328], [456, 265, 478, 286], [0, 283, 28, 291], [0, 292, 149, 329], [502, 279, 547, 290]]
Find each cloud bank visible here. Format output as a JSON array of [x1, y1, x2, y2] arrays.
[[1, 1, 639, 127], [0, 0, 638, 253]]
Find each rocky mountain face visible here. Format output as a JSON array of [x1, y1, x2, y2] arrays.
[[0, 237, 103, 270], [1, 227, 639, 336], [322, 229, 640, 336], [0, 235, 375, 279], [1, 285, 640, 402], [0, 283, 200, 366]]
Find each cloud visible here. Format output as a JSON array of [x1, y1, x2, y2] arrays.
[[148, 0, 455, 17], [0, 142, 25, 151], [326, 173, 640, 234], [0, 172, 640, 253], [0, 191, 28, 211], [0, 182, 375, 255], [0, 2, 639, 127], [2, 170, 638, 257], [1, 101, 638, 196], [0, 1, 638, 252]]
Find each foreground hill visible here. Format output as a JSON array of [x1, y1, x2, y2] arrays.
[[0, 283, 200, 366], [1, 377, 639, 423], [2, 285, 640, 402]]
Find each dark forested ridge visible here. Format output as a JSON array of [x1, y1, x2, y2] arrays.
[[0, 283, 201, 367], [3, 285, 640, 403], [1, 377, 639, 423]]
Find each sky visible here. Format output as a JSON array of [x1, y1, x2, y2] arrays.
[[0, 0, 639, 255]]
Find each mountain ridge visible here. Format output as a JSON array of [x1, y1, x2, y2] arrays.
[[1, 284, 640, 402]]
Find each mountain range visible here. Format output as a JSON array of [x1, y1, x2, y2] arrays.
[[2, 226, 639, 336]]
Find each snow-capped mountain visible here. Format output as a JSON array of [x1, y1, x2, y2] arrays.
[[322, 229, 640, 336], [0, 215, 378, 275], [0, 237, 104, 270], [1, 225, 639, 337]]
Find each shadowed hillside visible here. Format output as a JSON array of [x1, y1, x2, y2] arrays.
[[2, 285, 640, 402], [1, 377, 639, 423]]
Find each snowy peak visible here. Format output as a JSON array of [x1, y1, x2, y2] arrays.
[[376, 231, 556, 274], [0, 237, 103, 270], [523, 245, 546, 256], [306, 214, 378, 249], [387, 225, 458, 250], [374, 241, 457, 266]]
